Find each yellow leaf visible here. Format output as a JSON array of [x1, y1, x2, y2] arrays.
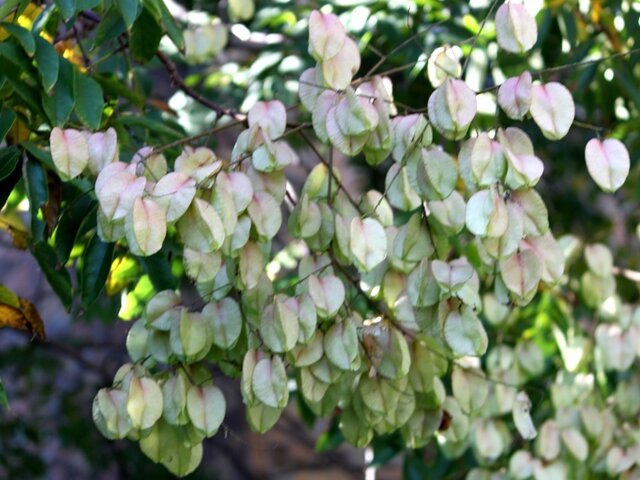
[[0, 214, 29, 250], [0, 293, 45, 340]]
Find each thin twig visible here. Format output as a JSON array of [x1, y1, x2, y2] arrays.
[[156, 51, 246, 123]]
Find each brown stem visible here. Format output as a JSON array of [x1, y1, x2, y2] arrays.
[[156, 51, 246, 122]]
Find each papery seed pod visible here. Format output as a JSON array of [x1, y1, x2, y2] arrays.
[[248, 100, 287, 139], [513, 391, 537, 440], [530, 82, 574, 140], [50, 127, 89, 180], [84, 128, 118, 175], [308, 274, 345, 318], [428, 78, 477, 140], [186, 383, 226, 437], [497, 71, 532, 120], [585, 138, 630, 193], [299, 67, 325, 111], [321, 36, 361, 90], [126, 376, 164, 430], [175, 147, 222, 184], [131, 146, 168, 182], [469, 132, 506, 186], [184, 19, 228, 64], [392, 114, 433, 163], [350, 217, 388, 272], [427, 45, 462, 88], [152, 172, 196, 223], [125, 197, 167, 256], [495, 1, 538, 54], [96, 162, 146, 221], [308, 11, 347, 61], [228, 0, 255, 22]]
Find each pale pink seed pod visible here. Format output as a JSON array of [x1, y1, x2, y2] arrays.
[[308, 11, 346, 61], [321, 36, 360, 90], [248, 100, 287, 139], [495, 1, 538, 54], [85, 128, 118, 176], [584, 138, 630, 193], [427, 45, 462, 88], [50, 127, 89, 181], [529, 82, 575, 140], [497, 71, 532, 120], [428, 78, 477, 140]]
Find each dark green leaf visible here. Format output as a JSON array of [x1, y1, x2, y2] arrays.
[[0, 0, 21, 21], [129, 7, 162, 63], [0, 108, 16, 143], [116, 0, 139, 29], [0, 158, 22, 210], [34, 35, 59, 92], [32, 241, 72, 310], [0, 147, 21, 181], [76, 0, 100, 9], [138, 248, 178, 291], [21, 141, 55, 170], [403, 452, 431, 480], [94, 7, 126, 47], [0, 379, 8, 410], [150, 0, 184, 50], [23, 155, 48, 242], [42, 58, 75, 126], [0, 42, 32, 71], [54, 195, 96, 265], [54, 0, 76, 20], [4, 69, 45, 118], [74, 71, 103, 129], [94, 73, 144, 108], [80, 234, 114, 307], [2, 22, 36, 56]]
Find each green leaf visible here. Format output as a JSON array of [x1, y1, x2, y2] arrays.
[[0, 42, 32, 71], [76, 0, 100, 9], [129, 7, 162, 63], [0, 146, 21, 181], [94, 7, 127, 47], [0, 108, 16, 143], [74, 71, 103, 129], [0, 157, 22, 210], [0, 0, 23, 20], [32, 241, 73, 310], [42, 58, 75, 126], [54, 195, 97, 265], [55, 0, 76, 20], [23, 156, 48, 242], [2, 59, 45, 118], [116, 0, 140, 29], [80, 234, 114, 307], [94, 73, 144, 108], [21, 141, 55, 170], [2, 22, 35, 56], [150, 0, 184, 50], [138, 249, 178, 291], [315, 420, 344, 452], [34, 36, 59, 92], [0, 379, 8, 410]]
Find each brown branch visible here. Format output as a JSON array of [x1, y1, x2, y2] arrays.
[[156, 51, 246, 123]]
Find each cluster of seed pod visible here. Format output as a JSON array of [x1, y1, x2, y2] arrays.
[[46, 2, 636, 477]]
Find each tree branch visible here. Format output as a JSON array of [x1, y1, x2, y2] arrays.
[[156, 51, 247, 123]]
